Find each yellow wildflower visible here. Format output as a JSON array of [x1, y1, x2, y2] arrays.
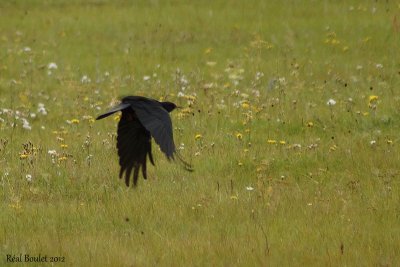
[[279, 140, 286, 145], [241, 102, 250, 109], [114, 114, 121, 121], [267, 139, 277, 144], [19, 153, 28, 159], [195, 134, 202, 140], [184, 95, 196, 101], [307, 121, 314, 127], [71, 119, 80, 124], [58, 156, 67, 162], [331, 39, 340, 45], [60, 144, 68, 149], [9, 201, 22, 211], [236, 133, 243, 140], [369, 95, 378, 102]]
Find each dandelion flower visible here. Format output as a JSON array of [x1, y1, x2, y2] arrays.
[[236, 133, 243, 140], [241, 102, 250, 109], [369, 95, 378, 102], [58, 156, 67, 161], [195, 134, 202, 140], [70, 119, 80, 124], [114, 114, 121, 121], [279, 140, 286, 145]]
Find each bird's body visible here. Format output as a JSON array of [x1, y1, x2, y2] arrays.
[[96, 96, 191, 187]]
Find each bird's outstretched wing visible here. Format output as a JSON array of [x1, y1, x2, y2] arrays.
[[117, 109, 154, 187], [96, 103, 131, 120], [128, 100, 176, 160]]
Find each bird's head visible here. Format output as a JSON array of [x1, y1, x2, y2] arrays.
[[161, 101, 178, 113]]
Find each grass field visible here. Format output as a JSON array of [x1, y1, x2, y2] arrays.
[[1, 0, 400, 266]]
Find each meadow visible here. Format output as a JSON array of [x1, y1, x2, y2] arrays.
[[1, 0, 399, 266]]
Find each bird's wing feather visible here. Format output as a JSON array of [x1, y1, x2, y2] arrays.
[[96, 103, 131, 120], [117, 109, 152, 186], [129, 100, 176, 159]]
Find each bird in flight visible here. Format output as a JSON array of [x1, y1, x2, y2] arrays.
[[96, 96, 192, 187]]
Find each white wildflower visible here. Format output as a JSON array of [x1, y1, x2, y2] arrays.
[[48, 62, 58, 70], [21, 118, 31, 130], [246, 186, 254, 191], [327, 99, 336, 106], [81, 75, 91, 83], [26, 174, 32, 182], [48, 150, 57, 156], [292, 143, 302, 149], [178, 143, 185, 150], [37, 103, 47, 115]]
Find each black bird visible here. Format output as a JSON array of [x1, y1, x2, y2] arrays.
[[96, 96, 192, 187]]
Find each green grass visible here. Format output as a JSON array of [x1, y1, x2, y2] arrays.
[[1, 0, 400, 266]]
